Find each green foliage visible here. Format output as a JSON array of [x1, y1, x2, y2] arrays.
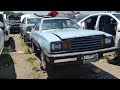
[[26, 57, 37, 63], [3, 11, 24, 16], [3, 11, 15, 16]]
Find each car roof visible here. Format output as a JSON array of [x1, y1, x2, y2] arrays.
[[87, 13, 120, 16], [26, 16, 43, 19]]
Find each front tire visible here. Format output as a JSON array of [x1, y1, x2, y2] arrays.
[[40, 50, 53, 71], [40, 51, 47, 71]]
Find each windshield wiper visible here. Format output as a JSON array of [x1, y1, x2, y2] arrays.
[[63, 27, 79, 29]]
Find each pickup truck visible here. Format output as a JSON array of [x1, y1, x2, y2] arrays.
[[31, 17, 118, 71]]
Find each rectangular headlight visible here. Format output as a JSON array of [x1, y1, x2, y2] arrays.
[[105, 37, 112, 44], [51, 42, 62, 51]]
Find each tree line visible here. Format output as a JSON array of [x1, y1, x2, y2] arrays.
[[3, 11, 24, 16]]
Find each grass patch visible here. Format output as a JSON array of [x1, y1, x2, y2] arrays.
[[32, 64, 38, 71], [24, 45, 33, 54], [19, 35, 33, 54], [26, 57, 37, 63]]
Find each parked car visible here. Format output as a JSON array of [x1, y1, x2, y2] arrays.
[[77, 13, 120, 48], [31, 17, 118, 71], [0, 21, 4, 55], [20, 16, 42, 44], [7, 15, 21, 33], [0, 12, 10, 46]]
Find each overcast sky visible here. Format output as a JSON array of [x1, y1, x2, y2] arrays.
[[13, 11, 116, 15]]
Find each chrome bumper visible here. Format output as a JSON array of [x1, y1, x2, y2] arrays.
[[45, 47, 118, 61]]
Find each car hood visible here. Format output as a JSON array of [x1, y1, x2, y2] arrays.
[[44, 28, 112, 39]]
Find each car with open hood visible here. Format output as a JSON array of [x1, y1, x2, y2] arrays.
[[31, 17, 118, 71]]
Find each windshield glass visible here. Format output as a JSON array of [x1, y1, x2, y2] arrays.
[[42, 19, 80, 30], [27, 18, 41, 24], [8, 15, 20, 20], [113, 14, 120, 20]]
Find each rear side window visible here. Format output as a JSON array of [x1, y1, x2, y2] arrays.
[[0, 14, 4, 23], [84, 16, 98, 30]]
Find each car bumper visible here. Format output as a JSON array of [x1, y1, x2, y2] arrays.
[[44, 46, 118, 63], [10, 26, 20, 33]]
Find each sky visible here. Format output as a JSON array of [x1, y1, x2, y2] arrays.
[[13, 11, 116, 15]]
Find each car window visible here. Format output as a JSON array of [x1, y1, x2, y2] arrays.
[[0, 14, 4, 23], [42, 19, 80, 30], [27, 18, 41, 24], [22, 18, 26, 24], [99, 15, 117, 36], [84, 16, 98, 30], [34, 21, 41, 30]]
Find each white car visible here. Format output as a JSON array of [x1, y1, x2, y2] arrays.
[[0, 22, 4, 55], [20, 16, 42, 44], [77, 13, 120, 48], [77, 13, 120, 63], [0, 12, 10, 46]]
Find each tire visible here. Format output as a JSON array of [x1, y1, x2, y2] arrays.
[[40, 50, 53, 71], [23, 35, 26, 43], [4, 39, 10, 47], [32, 41, 39, 55]]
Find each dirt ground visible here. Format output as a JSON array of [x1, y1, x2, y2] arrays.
[[0, 34, 120, 79]]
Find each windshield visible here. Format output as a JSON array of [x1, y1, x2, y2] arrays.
[[113, 14, 120, 20], [27, 18, 41, 24], [42, 19, 80, 30], [8, 15, 20, 20]]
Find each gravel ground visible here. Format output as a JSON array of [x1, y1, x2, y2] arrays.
[[0, 34, 119, 79]]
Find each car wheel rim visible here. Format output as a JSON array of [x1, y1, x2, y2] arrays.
[[41, 52, 46, 70]]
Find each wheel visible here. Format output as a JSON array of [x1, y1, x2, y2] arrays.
[[23, 35, 26, 43], [32, 41, 39, 55], [4, 39, 10, 47], [40, 50, 53, 71], [40, 50, 47, 71]]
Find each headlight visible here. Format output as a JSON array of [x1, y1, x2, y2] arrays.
[[105, 37, 112, 44], [51, 42, 62, 51]]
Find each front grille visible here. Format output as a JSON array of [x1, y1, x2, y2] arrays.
[[67, 35, 103, 52]]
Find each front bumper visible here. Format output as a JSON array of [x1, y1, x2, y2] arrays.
[[44, 46, 118, 63]]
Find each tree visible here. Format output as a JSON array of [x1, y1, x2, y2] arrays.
[[3, 11, 15, 16], [16, 12, 24, 16]]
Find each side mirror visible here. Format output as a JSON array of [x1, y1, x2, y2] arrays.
[[26, 26, 32, 32], [0, 22, 4, 28]]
